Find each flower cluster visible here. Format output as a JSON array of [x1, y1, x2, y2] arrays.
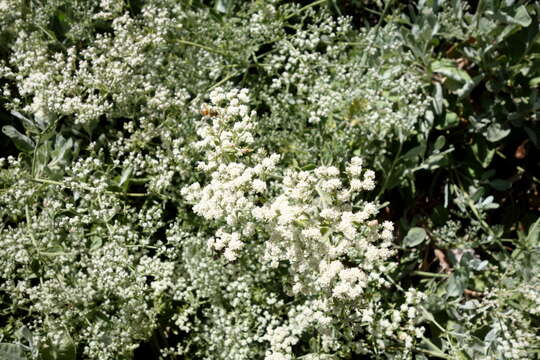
[[0, 153, 174, 360], [176, 86, 438, 359], [184, 88, 396, 302], [255, 15, 429, 166]]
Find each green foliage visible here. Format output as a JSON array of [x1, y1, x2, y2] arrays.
[[0, 344, 26, 360]]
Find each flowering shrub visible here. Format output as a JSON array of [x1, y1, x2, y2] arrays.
[[0, 0, 539, 359]]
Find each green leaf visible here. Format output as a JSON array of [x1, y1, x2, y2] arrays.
[[530, 77, 540, 88], [11, 111, 39, 133], [434, 135, 446, 151], [447, 272, 466, 297], [495, 23, 521, 44], [49, 137, 73, 169], [404, 227, 427, 247], [2, 125, 35, 153], [301, 164, 316, 171], [500, 5, 532, 27], [489, 179, 512, 191], [432, 82, 444, 115], [526, 218, 540, 245], [89, 236, 103, 251], [0, 343, 26, 360], [402, 144, 426, 161], [119, 166, 133, 187], [471, 139, 495, 168], [17, 326, 33, 347], [455, 74, 482, 98], [436, 111, 459, 130], [431, 59, 473, 83], [485, 123, 510, 142], [421, 148, 453, 170], [484, 327, 499, 344], [215, 0, 234, 13], [431, 59, 476, 98], [41, 244, 67, 257], [468, 258, 489, 271], [34, 143, 51, 178], [41, 333, 76, 360], [56, 335, 76, 360]]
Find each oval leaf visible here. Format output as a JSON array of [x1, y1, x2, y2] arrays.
[[2, 125, 35, 152], [404, 227, 427, 247], [485, 123, 511, 142], [434, 135, 446, 151], [489, 179, 512, 191], [447, 273, 466, 297]]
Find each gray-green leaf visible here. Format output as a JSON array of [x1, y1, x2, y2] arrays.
[[0, 343, 26, 360], [431, 59, 473, 84], [485, 123, 511, 142], [404, 227, 427, 247], [447, 272, 466, 297], [119, 166, 133, 186], [489, 179, 512, 191], [2, 125, 35, 153]]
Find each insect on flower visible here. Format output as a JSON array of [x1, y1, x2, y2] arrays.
[[200, 105, 218, 117]]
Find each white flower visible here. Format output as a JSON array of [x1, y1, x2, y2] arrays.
[[350, 178, 363, 191], [321, 178, 342, 192], [320, 208, 339, 220], [319, 260, 343, 286], [301, 227, 320, 239], [252, 179, 267, 193], [238, 88, 250, 103]]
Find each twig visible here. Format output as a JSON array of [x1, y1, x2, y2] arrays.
[[412, 271, 449, 278], [464, 289, 484, 297], [434, 248, 452, 273]]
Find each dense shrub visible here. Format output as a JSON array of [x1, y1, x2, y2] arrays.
[[0, 0, 538, 359]]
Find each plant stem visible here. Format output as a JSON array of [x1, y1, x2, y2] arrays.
[[177, 39, 228, 57], [285, 0, 327, 20], [29, 177, 148, 197], [376, 139, 403, 199], [412, 270, 449, 278], [415, 347, 451, 359]]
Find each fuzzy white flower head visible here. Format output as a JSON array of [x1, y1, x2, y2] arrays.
[[320, 208, 340, 220], [350, 178, 364, 191], [238, 88, 250, 103], [209, 87, 227, 105], [321, 178, 342, 192], [382, 221, 394, 231], [381, 229, 393, 240], [319, 260, 344, 286], [301, 227, 320, 240], [361, 170, 376, 190], [252, 179, 267, 193]]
